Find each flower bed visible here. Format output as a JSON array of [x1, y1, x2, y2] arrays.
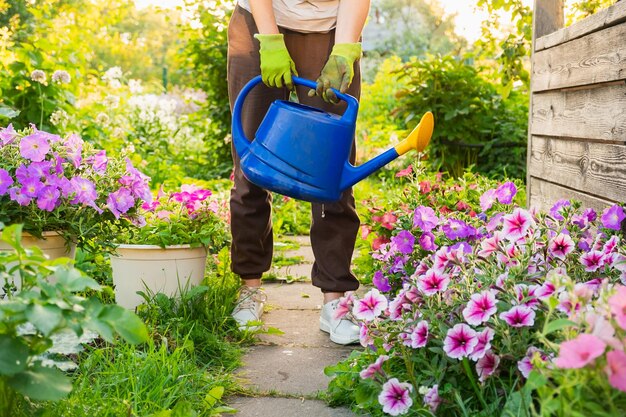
[[328, 175, 626, 416]]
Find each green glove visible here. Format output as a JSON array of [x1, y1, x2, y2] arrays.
[[309, 43, 361, 103], [254, 33, 298, 89]]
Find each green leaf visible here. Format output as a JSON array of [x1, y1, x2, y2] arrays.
[[543, 318, 577, 336], [204, 385, 224, 407], [0, 335, 29, 375], [54, 267, 101, 292], [100, 305, 149, 344], [0, 105, 19, 119], [525, 370, 548, 390], [8, 364, 73, 401], [25, 304, 63, 336], [501, 387, 531, 417]]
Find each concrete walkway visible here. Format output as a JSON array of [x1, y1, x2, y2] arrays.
[[229, 236, 362, 416]]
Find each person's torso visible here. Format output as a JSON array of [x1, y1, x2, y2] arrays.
[[237, 0, 339, 33]]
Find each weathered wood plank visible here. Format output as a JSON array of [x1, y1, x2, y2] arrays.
[[530, 83, 626, 141], [534, 0, 565, 39], [536, 0, 626, 51], [529, 176, 616, 212], [529, 135, 626, 202], [532, 21, 626, 91]]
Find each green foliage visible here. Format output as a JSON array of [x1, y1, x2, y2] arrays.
[[272, 194, 311, 236], [567, 0, 620, 24], [0, 223, 148, 415], [394, 55, 528, 179]]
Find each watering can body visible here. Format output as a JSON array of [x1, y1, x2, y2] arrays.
[[232, 76, 433, 203]]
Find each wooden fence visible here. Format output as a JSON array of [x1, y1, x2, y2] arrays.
[[527, 0, 626, 212]]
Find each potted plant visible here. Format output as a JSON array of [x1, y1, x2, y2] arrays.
[[110, 184, 229, 309], [0, 124, 151, 292]]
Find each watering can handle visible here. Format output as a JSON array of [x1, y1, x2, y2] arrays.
[[233, 76, 359, 145]]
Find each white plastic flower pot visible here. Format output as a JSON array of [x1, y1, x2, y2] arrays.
[[0, 231, 76, 296], [110, 244, 208, 310]]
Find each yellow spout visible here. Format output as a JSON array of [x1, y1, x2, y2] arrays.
[[394, 112, 434, 156]]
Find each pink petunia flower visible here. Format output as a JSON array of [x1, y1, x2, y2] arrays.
[[476, 351, 500, 382], [396, 165, 412, 177], [477, 231, 504, 258], [353, 289, 388, 322], [19, 131, 51, 162], [423, 385, 442, 413], [413, 205, 439, 232], [391, 230, 415, 255], [554, 334, 606, 369], [360, 355, 389, 379], [443, 323, 478, 360], [0, 168, 14, 195], [463, 291, 498, 326], [417, 269, 450, 296], [580, 250, 605, 272], [359, 324, 373, 347], [107, 187, 135, 219], [608, 286, 626, 330], [605, 350, 626, 393], [549, 233, 575, 260], [419, 231, 437, 251], [501, 208, 535, 241], [469, 328, 495, 361], [378, 378, 413, 416], [0, 123, 17, 146], [373, 212, 397, 230], [410, 320, 429, 348], [334, 292, 356, 320], [480, 188, 497, 212], [499, 305, 535, 327]]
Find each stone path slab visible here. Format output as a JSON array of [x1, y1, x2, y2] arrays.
[[229, 396, 358, 417], [256, 309, 333, 347], [263, 282, 322, 310], [235, 345, 353, 395]]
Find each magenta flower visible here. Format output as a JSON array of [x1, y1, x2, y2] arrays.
[[499, 305, 535, 327], [580, 250, 605, 272], [373, 270, 391, 293], [443, 323, 478, 360], [476, 351, 500, 382], [601, 205, 626, 230], [442, 218, 476, 240], [378, 378, 413, 416], [554, 334, 606, 369], [469, 328, 495, 361], [19, 132, 50, 162], [603, 235, 620, 255], [608, 286, 626, 330], [360, 355, 389, 379], [0, 168, 13, 195], [423, 385, 441, 413], [107, 187, 135, 219], [353, 289, 388, 322], [480, 188, 497, 212], [549, 233, 575, 260], [413, 205, 439, 232], [605, 350, 626, 393], [8, 187, 31, 206], [495, 181, 517, 204], [391, 230, 415, 255], [501, 208, 535, 241], [463, 291, 498, 326], [417, 269, 450, 296], [20, 177, 44, 198], [333, 292, 355, 320], [359, 322, 373, 347], [410, 320, 429, 348], [478, 231, 504, 258], [36, 186, 60, 211], [0, 123, 17, 146], [419, 231, 437, 251]]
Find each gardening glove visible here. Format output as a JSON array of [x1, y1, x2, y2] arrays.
[[309, 43, 361, 104], [254, 33, 298, 89]]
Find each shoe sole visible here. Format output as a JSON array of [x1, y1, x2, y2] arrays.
[[319, 317, 359, 345]]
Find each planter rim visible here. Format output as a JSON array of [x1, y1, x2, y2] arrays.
[[114, 243, 205, 250]]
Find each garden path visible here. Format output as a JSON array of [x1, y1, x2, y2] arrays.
[[228, 235, 364, 417]]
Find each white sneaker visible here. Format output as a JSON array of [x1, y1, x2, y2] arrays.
[[232, 286, 266, 331], [320, 299, 360, 345]]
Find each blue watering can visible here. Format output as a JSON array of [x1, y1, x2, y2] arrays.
[[232, 76, 434, 203]]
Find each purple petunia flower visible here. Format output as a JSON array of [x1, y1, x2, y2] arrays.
[[413, 205, 439, 232], [19, 132, 51, 162], [480, 188, 497, 212], [378, 378, 413, 416], [87, 150, 108, 174], [373, 270, 392, 293], [550, 199, 571, 221], [410, 320, 429, 348], [391, 230, 415, 255], [9, 187, 31, 206], [462, 291, 498, 326], [442, 218, 475, 240], [499, 305, 535, 327], [0, 123, 17, 146], [476, 351, 500, 382], [63, 133, 83, 168], [36, 186, 60, 211], [20, 177, 44, 198], [443, 323, 478, 360], [518, 347, 548, 378], [70, 177, 98, 205], [601, 205, 626, 231], [419, 231, 437, 251], [495, 182, 517, 204], [0, 168, 13, 195], [107, 187, 135, 219], [417, 269, 450, 296]]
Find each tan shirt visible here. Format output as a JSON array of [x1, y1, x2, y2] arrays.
[[238, 0, 339, 33]]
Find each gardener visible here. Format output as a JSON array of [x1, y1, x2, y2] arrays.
[[227, 0, 370, 344]]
